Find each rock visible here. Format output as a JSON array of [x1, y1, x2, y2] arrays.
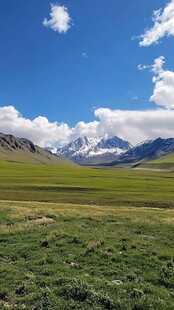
[[70, 262, 81, 269], [110, 280, 123, 286]]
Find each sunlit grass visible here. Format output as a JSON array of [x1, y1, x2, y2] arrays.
[[0, 201, 174, 309], [0, 162, 174, 309], [0, 161, 174, 208]]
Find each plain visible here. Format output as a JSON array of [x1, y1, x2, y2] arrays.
[[0, 161, 174, 309]]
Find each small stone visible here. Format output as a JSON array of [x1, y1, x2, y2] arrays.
[[70, 262, 81, 269], [110, 280, 123, 286]]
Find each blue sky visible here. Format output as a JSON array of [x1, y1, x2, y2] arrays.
[[0, 0, 174, 146]]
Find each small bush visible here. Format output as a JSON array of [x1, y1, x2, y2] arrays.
[[40, 239, 49, 247], [15, 284, 27, 296], [0, 289, 8, 300], [59, 278, 116, 309], [159, 267, 174, 288], [84, 240, 104, 255]]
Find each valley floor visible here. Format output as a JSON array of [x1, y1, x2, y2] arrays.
[[0, 162, 174, 309]]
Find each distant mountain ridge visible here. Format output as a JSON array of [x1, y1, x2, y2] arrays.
[[50, 136, 174, 166], [0, 132, 75, 166], [2, 132, 174, 167], [53, 136, 132, 164], [117, 137, 174, 164]]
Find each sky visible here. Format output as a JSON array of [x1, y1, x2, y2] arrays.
[[0, 0, 174, 146]]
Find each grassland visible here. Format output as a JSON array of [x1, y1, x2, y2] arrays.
[[0, 161, 174, 309], [135, 153, 174, 171], [0, 161, 174, 208], [0, 147, 76, 166]]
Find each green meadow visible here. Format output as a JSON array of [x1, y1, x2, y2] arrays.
[[139, 153, 174, 171], [0, 161, 174, 309], [0, 161, 174, 208]]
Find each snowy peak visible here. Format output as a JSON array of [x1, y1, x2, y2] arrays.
[[118, 137, 174, 163], [97, 136, 131, 150], [71, 137, 90, 148], [55, 136, 132, 164]]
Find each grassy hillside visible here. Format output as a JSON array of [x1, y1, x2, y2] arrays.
[[154, 153, 174, 162], [0, 146, 76, 166], [135, 152, 174, 171], [0, 201, 174, 309]]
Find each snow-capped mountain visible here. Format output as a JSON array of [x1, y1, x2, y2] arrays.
[[113, 137, 174, 165], [47, 136, 174, 166], [53, 136, 132, 164]]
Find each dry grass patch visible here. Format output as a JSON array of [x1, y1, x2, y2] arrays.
[[161, 217, 174, 225], [26, 216, 54, 225]]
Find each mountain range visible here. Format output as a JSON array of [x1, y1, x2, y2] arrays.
[[115, 138, 174, 165], [1, 132, 174, 167], [51, 136, 174, 166]]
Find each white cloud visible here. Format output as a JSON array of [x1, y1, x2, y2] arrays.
[[140, 0, 174, 46], [1, 105, 174, 147], [43, 4, 72, 33], [132, 96, 138, 100], [151, 56, 165, 74], [139, 56, 174, 109], [94, 108, 174, 144], [137, 64, 150, 71], [150, 71, 174, 110], [0, 106, 70, 147]]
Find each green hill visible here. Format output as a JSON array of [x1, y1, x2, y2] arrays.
[[134, 152, 174, 171]]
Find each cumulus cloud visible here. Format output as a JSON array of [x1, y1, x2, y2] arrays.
[[43, 4, 72, 33], [139, 56, 174, 109], [94, 108, 174, 144], [1, 105, 174, 147], [0, 106, 70, 147], [151, 56, 165, 74], [139, 0, 174, 46], [150, 61, 174, 109]]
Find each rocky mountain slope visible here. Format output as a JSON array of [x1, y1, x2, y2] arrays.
[[54, 136, 132, 164], [0, 132, 75, 166], [0, 132, 38, 153], [50, 136, 174, 166], [117, 138, 174, 164]]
